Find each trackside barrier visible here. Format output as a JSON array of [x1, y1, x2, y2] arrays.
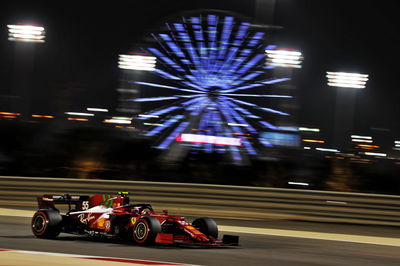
[[1, 176, 400, 226]]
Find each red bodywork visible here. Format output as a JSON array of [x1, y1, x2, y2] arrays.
[[35, 193, 237, 246]]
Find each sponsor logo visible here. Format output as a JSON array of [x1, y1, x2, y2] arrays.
[[104, 220, 111, 230], [78, 213, 95, 225]]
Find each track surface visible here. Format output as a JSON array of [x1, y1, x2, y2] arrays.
[[1, 216, 400, 266]]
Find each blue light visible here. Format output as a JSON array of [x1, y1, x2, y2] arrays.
[[259, 107, 290, 116], [158, 33, 186, 58], [194, 31, 203, 41], [247, 32, 264, 47], [159, 34, 172, 41], [236, 23, 249, 40], [174, 23, 185, 32], [208, 26, 217, 42], [178, 32, 190, 42], [133, 96, 178, 102], [237, 54, 264, 74], [190, 106, 206, 116], [222, 98, 260, 119], [180, 81, 207, 92], [154, 69, 182, 80], [219, 100, 257, 134], [221, 83, 263, 93], [191, 17, 201, 24], [243, 140, 257, 155], [230, 56, 247, 71], [133, 13, 295, 160], [183, 42, 201, 69], [228, 97, 257, 107], [198, 110, 211, 130], [207, 14, 217, 26], [181, 96, 206, 106], [166, 41, 185, 57], [219, 47, 239, 72], [231, 146, 242, 161], [192, 25, 201, 30], [241, 71, 263, 81], [217, 102, 257, 155], [228, 94, 291, 116], [218, 16, 234, 60], [240, 49, 252, 56], [139, 106, 181, 120], [253, 32, 264, 39], [148, 48, 184, 72], [221, 93, 293, 98], [259, 121, 278, 130], [259, 137, 273, 147], [145, 115, 184, 137], [265, 44, 278, 50], [155, 121, 190, 149], [261, 77, 291, 84], [188, 98, 209, 115], [134, 81, 204, 94]]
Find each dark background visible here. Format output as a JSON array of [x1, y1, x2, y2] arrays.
[[0, 0, 399, 135], [0, 1, 399, 194]]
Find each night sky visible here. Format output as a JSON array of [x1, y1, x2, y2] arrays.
[[0, 1, 399, 138]]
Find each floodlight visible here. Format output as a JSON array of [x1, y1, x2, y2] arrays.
[[327, 72, 369, 89], [118, 54, 156, 71], [7, 23, 45, 43], [265, 48, 303, 68]]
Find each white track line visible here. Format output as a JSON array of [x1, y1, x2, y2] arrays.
[[0, 248, 198, 266], [219, 226, 400, 248]]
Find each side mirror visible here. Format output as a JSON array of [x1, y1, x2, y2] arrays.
[[162, 209, 168, 215]]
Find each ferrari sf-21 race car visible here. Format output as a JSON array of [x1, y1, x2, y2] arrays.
[[31, 192, 239, 246]]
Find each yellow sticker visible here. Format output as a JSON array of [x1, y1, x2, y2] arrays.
[[97, 218, 105, 227], [130, 217, 137, 225]]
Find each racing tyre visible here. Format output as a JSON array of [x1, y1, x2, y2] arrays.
[[132, 216, 161, 245], [31, 209, 62, 238], [192, 217, 218, 238]]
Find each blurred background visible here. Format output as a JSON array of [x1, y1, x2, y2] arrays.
[[0, 0, 399, 194]]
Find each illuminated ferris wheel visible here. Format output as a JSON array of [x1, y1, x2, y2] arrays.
[[129, 11, 295, 162]]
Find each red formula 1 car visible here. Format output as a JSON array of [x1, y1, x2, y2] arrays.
[[31, 192, 239, 246]]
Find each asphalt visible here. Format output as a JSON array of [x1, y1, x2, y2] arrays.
[[1, 216, 400, 266]]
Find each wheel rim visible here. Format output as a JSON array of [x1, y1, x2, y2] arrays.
[[33, 215, 45, 233], [134, 221, 148, 240]]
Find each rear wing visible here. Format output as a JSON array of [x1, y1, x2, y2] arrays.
[[37, 194, 90, 212], [37, 192, 131, 212]]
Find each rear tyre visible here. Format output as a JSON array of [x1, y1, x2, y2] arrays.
[[192, 217, 218, 238], [132, 216, 161, 245], [31, 209, 62, 238]]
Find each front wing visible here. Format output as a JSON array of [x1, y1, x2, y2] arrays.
[[155, 233, 239, 247]]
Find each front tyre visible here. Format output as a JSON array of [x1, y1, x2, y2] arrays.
[[192, 217, 218, 238], [132, 216, 161, 245], [31, 209, 62, 238]]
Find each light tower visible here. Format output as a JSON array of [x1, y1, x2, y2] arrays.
[[263, 46, 303, 149], [117, 53, 156, 116], [326, 71, 369, 150], [7, 23, 46, 116], [254, 1, 304, 149]]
